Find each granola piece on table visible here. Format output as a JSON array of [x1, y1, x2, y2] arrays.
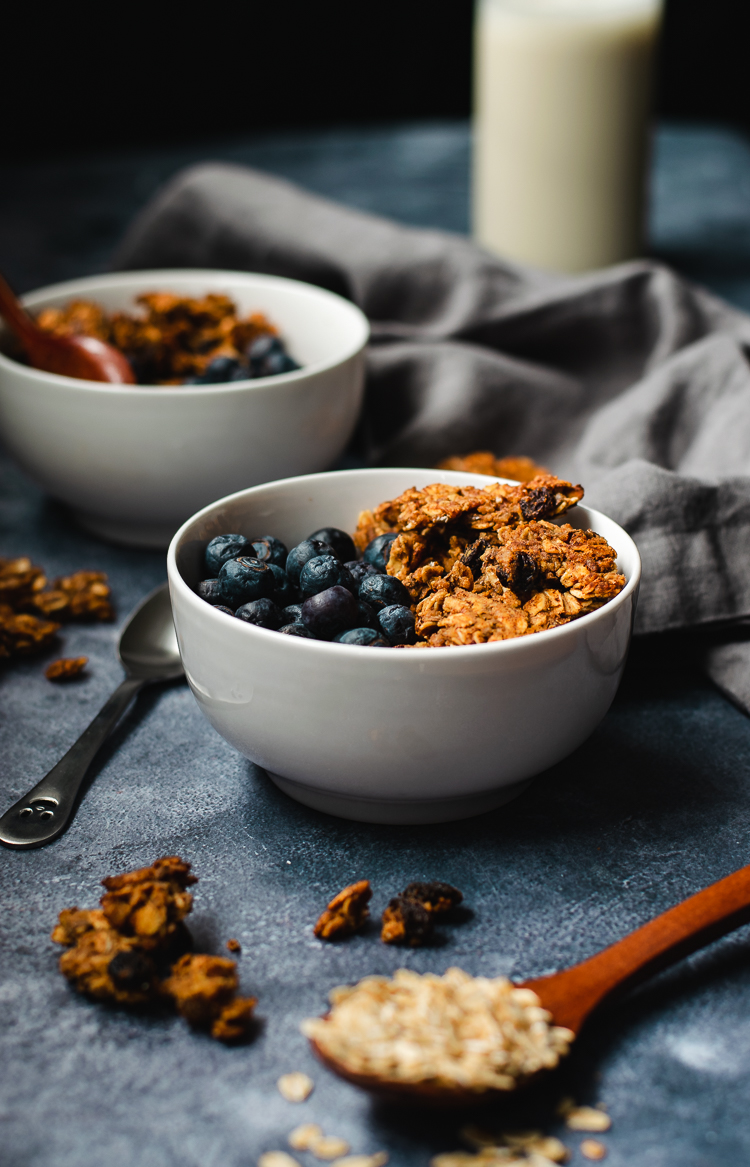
[[0, 605, 60, 660], [314, 880, 372, 940], [57, 922, 158, 1006], [45, 656, 88, 681], [33, 570, 114, 621], [438, 452, 549, 482], [99, 855, 196, 945], [162, 952, 257, 1041], [401, 881, 463, 915], [380, 896, 434, 946]]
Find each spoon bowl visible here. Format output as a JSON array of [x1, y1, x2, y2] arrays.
[[119, 583, 183, 680], [0, 271, 135, 384], [309, 861, 750, 1105]]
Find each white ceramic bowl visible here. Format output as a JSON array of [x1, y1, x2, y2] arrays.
[[168, 468, 641, 825], [0, 270, 368, 547]]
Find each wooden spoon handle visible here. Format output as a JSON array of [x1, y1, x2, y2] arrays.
[[0, 271, 39, 350], [526, 864, 750, 1033]]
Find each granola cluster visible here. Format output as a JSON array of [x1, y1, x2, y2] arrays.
[[437, 452, 549, 483], [353, 477, 625, 648], [36, 293, 279, 385], [302, 968, 575, 1092], [52, 856, 256, 1042], [0, 556, 113, 667], [313, 879, 463, 947]]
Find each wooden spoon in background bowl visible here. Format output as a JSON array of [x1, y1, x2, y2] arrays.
[[310, 863, 750, 1105], [0, 271, 135, 383]]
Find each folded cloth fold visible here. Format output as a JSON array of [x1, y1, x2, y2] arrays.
[[113, 163, 750, 709]]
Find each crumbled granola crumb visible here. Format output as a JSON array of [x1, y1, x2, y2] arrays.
[[314, 880, 372, 940], [226, 937, 242, 954], [302, 968, 574, 1091], [277, 1072, 314, 1102], [565, 1108, 611, 1133], [580, 1140, 607, 1161], [45, 656, 88, 681]]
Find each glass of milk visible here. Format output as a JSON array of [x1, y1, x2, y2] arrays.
[[473, 0, 663, 272]]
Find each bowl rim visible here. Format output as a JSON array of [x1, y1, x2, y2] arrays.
[[0, 268, 370, 395], [167, 467, 642, 662]]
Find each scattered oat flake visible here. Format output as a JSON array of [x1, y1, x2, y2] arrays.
[[565, 1108, 611, 1133], [311, 1135, 351, 1160], [505, 1134, 568, 1162], [580, 1140, 607, 1161], [45, 656, 88, 681], [431, 1154, 525, 1167], [258, 1154, 302, 1167], [330, 1155, 388, 1167], [289, 1124, 323, 1151], [277, 1072, 314, 1102]]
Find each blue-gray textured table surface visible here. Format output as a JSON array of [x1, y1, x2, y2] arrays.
[[3, 122, 750, 1167]]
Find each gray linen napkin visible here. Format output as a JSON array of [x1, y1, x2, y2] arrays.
[[113, 163, 750, 710]]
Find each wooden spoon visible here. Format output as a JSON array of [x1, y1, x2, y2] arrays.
[[0, 271, 135, 383], [310, 863, 750, 1104]]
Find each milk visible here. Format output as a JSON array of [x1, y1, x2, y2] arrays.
[[473, 0, 663, 272]]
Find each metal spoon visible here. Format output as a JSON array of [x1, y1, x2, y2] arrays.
[[0, 583, 183, 850], [310, 861, 750, 1104], [0, 271, 135, 383]]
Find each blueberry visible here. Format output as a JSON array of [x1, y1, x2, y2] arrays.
[[279, 622, 317, 638], [301, 585, 359, 639], [197, 578, 224, 605], [377, 604, 416, 646], [334, 627, 390, 646], [299, 555, 356, 599], [235, 598, 284, 630], [357, 599, 378, 629], [250, 535, 288, 568], [345, 560, 379, 586], [358, 573, 411, 612], [308, 527, 356, 563], [247, 334, 299, 378], [364, 533, 398, 573], [229, 363, 251, 381], [205, 533, 250, 576], [212, 605, 236, 616], [195, 356, 244, 384], [281, 603, 304, 624], [218, 556, 275, 607], [268, 563, 297, 606], [286, 539, 338, 586]]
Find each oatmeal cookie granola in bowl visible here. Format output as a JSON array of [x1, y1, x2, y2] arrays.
[[353, 476, 625, 649]]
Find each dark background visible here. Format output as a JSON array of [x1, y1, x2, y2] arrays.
[[2, 0, 745, 159]]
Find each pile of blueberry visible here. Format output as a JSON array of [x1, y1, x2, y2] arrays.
[[197, 526, 417, 647], [182, 335, 300, 385]]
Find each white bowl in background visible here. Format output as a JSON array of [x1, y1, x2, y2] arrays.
[[0, 270, 368, 547], [168, 468, 641, 825]]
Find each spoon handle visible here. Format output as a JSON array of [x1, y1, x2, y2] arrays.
[[0, 271, 39, 350], [0, 676, 144, 850], [526, 864, 750, 1033]]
